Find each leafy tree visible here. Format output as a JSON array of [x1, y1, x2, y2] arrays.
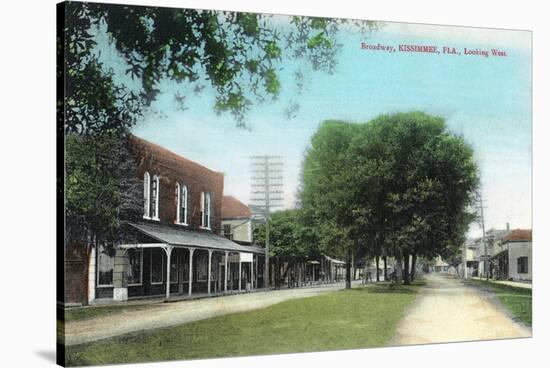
[[65, 131, 142, 253], [351, 112, 479, 283], [254, 209, 320, 260], [300, 121, 364, 288], [60, 1, 378, 134], [301, 112, 479, 285], [254, 209, 320, 286]]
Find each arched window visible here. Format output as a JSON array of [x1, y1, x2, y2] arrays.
[[143, 172, 150, 219], [151, 175, 160, 220], [175, 183, 188, 225], [201, 192, 211, 229]]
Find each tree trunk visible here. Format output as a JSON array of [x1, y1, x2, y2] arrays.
[[351, 253, 355, 280], [403, 251, 410, 285], [296, 262, 299, 286], [345, 248, 352, 289], [376, 255, 380, 282], [395, 251, 403, 284], [410, 254, 417, 282], [383, 256, 388, 281]]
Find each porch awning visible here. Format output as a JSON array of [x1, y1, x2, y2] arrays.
[[126, 222, 266, 254]]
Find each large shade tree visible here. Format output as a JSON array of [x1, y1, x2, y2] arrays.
[[360, 112, 479, 284], [301, 112, 479, 285], [300, 121, 363, 289]]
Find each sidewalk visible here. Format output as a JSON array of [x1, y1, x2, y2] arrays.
[[72, 280, 356, 310], [471, 277, 532, 290]]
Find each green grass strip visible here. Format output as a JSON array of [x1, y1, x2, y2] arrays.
[[65, 283, 420, 366], [466, 279, 532, 326]]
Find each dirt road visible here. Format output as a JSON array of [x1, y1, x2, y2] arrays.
[[390, 273, 531, 345], [63, 282, 354, 346]]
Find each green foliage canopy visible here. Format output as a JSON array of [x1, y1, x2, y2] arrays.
[[300, 112, 480, 265], [65, 132, 142, 247], [60, 1, 378, 134], [254, 209, 320, 260]]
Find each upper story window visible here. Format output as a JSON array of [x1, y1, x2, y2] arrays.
[[223, 224, 232, 239], [151, 175, 160, 220], [143, 171, 160, 221], [175, 182, 188, 225], [200, 192, 211, 229], [143, 172, 150, 219]]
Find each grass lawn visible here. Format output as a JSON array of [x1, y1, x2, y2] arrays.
[[63, 303, 163, 323], [65, 283, 421, 366], [466, 279, 532, 326]]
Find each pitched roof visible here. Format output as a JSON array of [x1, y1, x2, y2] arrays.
[[502, 229, 532, 242], [221, 196, 251, 219]]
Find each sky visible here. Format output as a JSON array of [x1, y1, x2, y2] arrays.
[[95, 15, 532, 239]]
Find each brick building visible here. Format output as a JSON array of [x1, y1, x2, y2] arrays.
[[89, 135, 266, 303]]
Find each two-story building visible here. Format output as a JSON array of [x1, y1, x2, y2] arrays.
[[221, 196, 254, 244], [474, 228, 510, 278], [88, 135, 266, 303]]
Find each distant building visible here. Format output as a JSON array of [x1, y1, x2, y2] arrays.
[[458, 239, 479, 278], [221, 196, 253, 244], [433, 256, 449, 272], [474, 227, 510, 278], [492, 229, 532, 281]]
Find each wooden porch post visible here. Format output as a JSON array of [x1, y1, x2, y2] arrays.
[[224, 251, 228, 293], [251, 255, 254, 290], [238, 253, 242, 292], [188, 248, 195, 296], [207, 249, 212, 295], [165, 246, 173, 299]]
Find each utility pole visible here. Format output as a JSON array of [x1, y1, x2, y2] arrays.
[[250, 155, 284, 290], [463, 240, 468, 279], [476, 191, 488, 280]]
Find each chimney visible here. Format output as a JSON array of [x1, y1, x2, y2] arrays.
[[506, 222, 510, 231]]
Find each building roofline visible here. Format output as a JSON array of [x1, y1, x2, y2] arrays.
[[129, 133, 223, 179]]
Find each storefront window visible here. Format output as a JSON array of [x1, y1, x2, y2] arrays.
[[170, 254, 178, 283], [150, 248, 164, 284], [197, 251, 208, 281], [127, 249, 143, 285]]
